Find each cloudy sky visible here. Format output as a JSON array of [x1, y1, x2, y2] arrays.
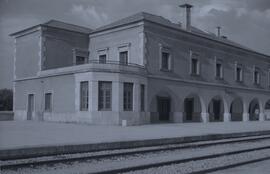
[[0, 0, 270, 89]]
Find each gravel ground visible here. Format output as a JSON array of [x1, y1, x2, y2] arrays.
[[3, 139, 270, 174], [125, 149, 270, 174], [210, 159, 270, 174], [4, 135, 270, 166]]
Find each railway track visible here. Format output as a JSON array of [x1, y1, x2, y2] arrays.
[[2, 134, 270, 174]]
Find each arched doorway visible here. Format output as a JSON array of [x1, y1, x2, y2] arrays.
[[230, 98, 243, 121], [249, 99, 260, 121], [264, 100, 270, 120], [157, 96, 171, 122], [184, 94, 202, 122], [208, 96, 224, 122], [149, 90, 175, 123]]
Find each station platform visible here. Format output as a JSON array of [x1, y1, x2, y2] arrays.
[[1, 121, 270, 159]]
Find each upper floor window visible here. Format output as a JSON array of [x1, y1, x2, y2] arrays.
[[190, 51, 200, 76], [118, 43, 130, 65], [191, 58, 199, 75], [253, 67, 260, 85], [97, 48, 108, 64], [99, 54, 107, 64], [161, 52, 170, 70], [235, 63, 243, 82], [98, 81, 112, 111], [214, 58, 223, 80], [124, 83, 133, 111], [216, 63, 223, 79], [80, 81, 89, 111], [45, 92, 52, 112], [76, 56, 88, 65], [119, 51, 128, 65], [73, 48, 89, 65], [160, 46, 172, 71]]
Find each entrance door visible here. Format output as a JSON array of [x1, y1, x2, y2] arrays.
[[185, 98, 194, 121], [27, 94, 34, 120], [213, 100, 221, 120], [157, 97, 170, 121]]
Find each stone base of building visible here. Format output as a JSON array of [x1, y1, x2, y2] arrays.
[[14, 110, 151, 126]]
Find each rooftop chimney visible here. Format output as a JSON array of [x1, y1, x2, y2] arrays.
[[180, 3, 193, 31], [216, 26, 221, 37]]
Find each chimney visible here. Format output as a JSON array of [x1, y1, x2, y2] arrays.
[[216, 26, 221, 37], [180, 3, 193, 31]]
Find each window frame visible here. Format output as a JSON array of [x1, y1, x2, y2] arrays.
[[253, 66, 260, 85], [118, 43, 130, 65], [97, 48, 109, 64], [235, 62, 243, 82], [268, 69, 270, 88], [44, 92, 53, 112], [73, 48, 89, 65], [123, 82, 134, 111], [98, 81, 112, 111], [159, 46, 172, 71], [190, 51, 200, 76], [119, 51, 128, 65], [80, 81, 89, 111], [140, 84, 145, 112], [215, 58, 223, 80]]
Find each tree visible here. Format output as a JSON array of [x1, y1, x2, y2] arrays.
[[0, 89, 13, 111]]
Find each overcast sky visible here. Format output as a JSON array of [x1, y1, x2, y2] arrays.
[[0, 0, 270, 89]]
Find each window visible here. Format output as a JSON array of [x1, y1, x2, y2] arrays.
[[76, 56, 87, 65], [119, 51, 128, 65], [140, 84, 145, 111], [161, 52, 170, 70], [268, 69, 270, 87], [80, 81, 89, 111], [254, 67, 260, 85], [98, 81, 112, 110], [191, 58, 199, 75], [99, 54, 106, 64], [124, 83, 133, 111], [216, 63, 223, 79], [73, 48, 89, 65], [236, 65, 243, 82], [45, 93, 52, 112]]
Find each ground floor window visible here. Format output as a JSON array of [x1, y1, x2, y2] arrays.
[[45, 93, 52, 112], [124, 83, 133, 111], [140, 84, 145, 111], [80, 81, 89, 111], [98, 81, 112, 110]]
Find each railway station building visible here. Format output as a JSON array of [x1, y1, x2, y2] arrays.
[[11, 4, 270, 125]]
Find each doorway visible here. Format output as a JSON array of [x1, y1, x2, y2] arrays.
[[213, 99, 221, 120], [27, 94, 34, 120], [185, 98, 194, 121], [157, 97, 170, 121]]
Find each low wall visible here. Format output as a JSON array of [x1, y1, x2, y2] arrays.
[[0, 111, 14, 121]]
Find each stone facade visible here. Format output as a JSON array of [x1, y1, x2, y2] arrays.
[[11, 12, 270, 126]]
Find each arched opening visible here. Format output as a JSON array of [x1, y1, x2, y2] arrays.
[[208, 96, 224, 122], [230, 98, 243, 121], [184, 94, 202, 122], [157, 96, 171, 122], [249, 99, 260, 121], [149, 90, 175, 123], [264, 100, 270, 120]]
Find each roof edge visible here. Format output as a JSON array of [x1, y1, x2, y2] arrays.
[[91, 17, 270, 59]]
